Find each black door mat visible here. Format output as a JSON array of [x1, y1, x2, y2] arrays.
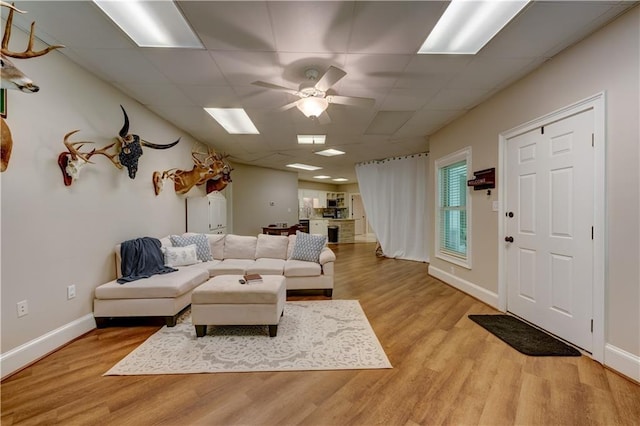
[[468, 314, 581, 357]]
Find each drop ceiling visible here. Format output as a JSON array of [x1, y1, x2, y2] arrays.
[[6, 1, 636, 183]]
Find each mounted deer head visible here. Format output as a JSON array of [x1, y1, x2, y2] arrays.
[[0, 1, 64, 171], [153, 145, 232, 196], [117, 105, 180, 179]]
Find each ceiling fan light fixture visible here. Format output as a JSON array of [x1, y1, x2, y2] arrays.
[[296, 97, 329, 118]]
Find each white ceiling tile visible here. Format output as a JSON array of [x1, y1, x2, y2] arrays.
[[348, 1, 446, 54], [179, 1, 276, 51], [427, 89, 493, 110], [70, 48, 170, 84], [448, 57, 539, 90], [268, 1, 354, 53], [141, 50, 226, 86], [381, 88, 439, 111], [210, 51, 283, 86], [117, 83, 196, 107]]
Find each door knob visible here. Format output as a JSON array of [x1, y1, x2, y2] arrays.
[[505, 236, 514, 243], [507, 211, 514, 218]]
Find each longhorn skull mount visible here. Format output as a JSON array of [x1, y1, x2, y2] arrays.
[[58, 106, 180, 186]]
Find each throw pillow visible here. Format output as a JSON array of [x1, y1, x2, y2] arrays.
[[170, 234, 213, 262], [290, 231, 326, 263], [162, 245, 200, 267]]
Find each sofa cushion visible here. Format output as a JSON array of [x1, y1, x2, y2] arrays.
[[255, 234, 289, 259], [170, 234, 212, 262], [284, 259, 322, 277], [203, 233, 225, 260], [223, 235, 257, 259], [95, 267, 208, 299], [290, 231, 326, 263], [246, 258, 286, 275], [287, 234, 296, 259], [210, 258, 255, 275], [162, 244, 200, 267]]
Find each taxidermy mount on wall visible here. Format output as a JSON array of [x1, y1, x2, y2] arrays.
[[152, 144, 232, 196], [58, 105, 181, 186], [0, 1, 64, 172]]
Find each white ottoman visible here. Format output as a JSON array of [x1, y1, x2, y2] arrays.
[[191, 275, 286, 337]]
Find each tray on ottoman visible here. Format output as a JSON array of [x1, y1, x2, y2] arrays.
[[191, 275, 286, 337]]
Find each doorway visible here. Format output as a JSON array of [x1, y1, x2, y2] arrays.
[[499, 93, 605, 361], [351, 193, 375, 242]]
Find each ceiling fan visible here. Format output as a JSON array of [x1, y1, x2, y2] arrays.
[[252, 66, 375, 124]]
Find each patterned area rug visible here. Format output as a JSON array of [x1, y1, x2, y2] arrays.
[[105, 300, 392, 375]]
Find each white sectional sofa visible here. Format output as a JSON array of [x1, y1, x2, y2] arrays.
[[93, 233, 335, 327]]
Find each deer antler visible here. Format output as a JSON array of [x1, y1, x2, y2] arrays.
[[63, 130, 95, 163], [88, 142, 123, 169], [63, 130, 122, 168], [1, 2, 64, 59]]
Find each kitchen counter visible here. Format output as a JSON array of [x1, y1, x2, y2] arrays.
[[328, 219, 355, 243]]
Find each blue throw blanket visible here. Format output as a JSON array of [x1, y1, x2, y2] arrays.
[[117, 237, 177, 284]]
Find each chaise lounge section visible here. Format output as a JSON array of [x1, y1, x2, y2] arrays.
[[93, 232, 335, 327]]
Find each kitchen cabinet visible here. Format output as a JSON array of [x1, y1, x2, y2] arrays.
[[187, 191, 227, 234], [310, 219, 329, 236]]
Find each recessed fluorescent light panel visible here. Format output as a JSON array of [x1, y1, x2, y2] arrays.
[[297, 135, 326, 145], [315, 149, 345, 157], [314, 175, 331, 179], [204, 108, 259, 134], [93, 0, 203, 48], [332, 178, 348, 182], [286, 163, 323, 171], [418, 0, 529, 54]]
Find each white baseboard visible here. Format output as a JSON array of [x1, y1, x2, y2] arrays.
[[428, 265, 499, 309], [604, 343, 640, 382], [1, 314, 96, 380]]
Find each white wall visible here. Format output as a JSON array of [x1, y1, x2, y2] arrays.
[[428, 6, 639, 377], [0, 27, 204, 373], [230, 163, 299, 236]]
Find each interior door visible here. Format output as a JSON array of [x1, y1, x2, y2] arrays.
[[506, 109, 594, 352], [351, 194, 366, 235]]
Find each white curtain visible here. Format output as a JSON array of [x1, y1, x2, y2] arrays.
[[355, 153, 429, 262]]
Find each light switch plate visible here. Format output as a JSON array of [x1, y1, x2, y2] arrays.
[[492, 201, 499, 212]]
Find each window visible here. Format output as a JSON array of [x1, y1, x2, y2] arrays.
[[435, 147, 472, 268]]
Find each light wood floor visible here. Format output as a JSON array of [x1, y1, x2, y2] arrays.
[[2, 242, 639, 425]]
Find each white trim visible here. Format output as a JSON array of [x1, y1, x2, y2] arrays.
[[435, 146, 473, 269], [604, 344, 640, 382], [428, 265, 499, 308], [498, 92, 606, 363], [1, 314, 96, 379]]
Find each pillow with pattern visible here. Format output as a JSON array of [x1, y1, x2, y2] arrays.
[[162, 245, 200, 267], [170, 234, 213, 262], [290, 231, 326, 263]]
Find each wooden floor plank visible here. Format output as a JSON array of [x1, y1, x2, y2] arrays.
[[2, 242, 639, 425]]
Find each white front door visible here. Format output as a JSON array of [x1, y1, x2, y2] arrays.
[[506, 109, 594, 352]]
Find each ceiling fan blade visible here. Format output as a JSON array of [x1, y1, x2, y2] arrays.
[[326, 95, 375, 107], [315, 66, 347, 92], [277, 100, 300, 112], [252, 81, 299, 96], [316, 111, 331, 125]]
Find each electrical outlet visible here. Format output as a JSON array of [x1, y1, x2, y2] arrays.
[[67, 285, 76, 300], [17, 300, 28, 317]]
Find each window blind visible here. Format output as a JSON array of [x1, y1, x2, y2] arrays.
[[439, 160, 467, 258]]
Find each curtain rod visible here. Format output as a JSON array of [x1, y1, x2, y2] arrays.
[[356, 152, 429, 166]]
